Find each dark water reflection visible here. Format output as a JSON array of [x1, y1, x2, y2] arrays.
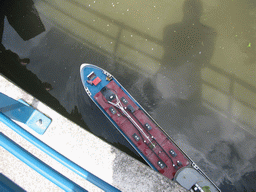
[[26, 28, 145, 159], [1, 0, 256, 191]]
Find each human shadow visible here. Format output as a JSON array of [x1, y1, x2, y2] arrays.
[[162, 0, 216, 103], [155, 0, 216, 126], [153, 0, 220, 153]]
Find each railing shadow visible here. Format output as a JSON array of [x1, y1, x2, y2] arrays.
[[203, 63, 256, 132]]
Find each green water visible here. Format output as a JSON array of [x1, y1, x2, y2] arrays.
[[35, 0, 256, 128]]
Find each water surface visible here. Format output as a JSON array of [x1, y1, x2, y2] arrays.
[[2, 0, 256, 191]]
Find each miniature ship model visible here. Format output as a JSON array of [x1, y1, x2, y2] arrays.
[[80, 64, 221, 192]]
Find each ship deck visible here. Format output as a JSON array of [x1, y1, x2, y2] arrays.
[[81, 65, 190, 180]]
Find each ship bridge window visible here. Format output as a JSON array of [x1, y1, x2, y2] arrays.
[[87, 71, 96, 80]]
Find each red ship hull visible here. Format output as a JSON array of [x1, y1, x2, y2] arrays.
[[94, 80, 190, 179]]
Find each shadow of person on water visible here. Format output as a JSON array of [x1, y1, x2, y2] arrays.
[[154, 0, 217, 130]]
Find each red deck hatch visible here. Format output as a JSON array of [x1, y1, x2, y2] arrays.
[[92, 77, 101, 86]]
